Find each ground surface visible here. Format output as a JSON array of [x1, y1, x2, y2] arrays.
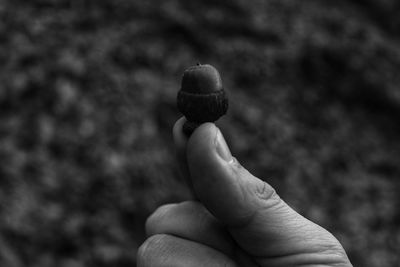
[[1, 0, 400, 266]]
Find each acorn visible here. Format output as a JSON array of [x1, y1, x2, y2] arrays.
[[177, 63, 228, 136]]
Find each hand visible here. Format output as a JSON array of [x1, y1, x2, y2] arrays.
[[137, 118, 353, 266]]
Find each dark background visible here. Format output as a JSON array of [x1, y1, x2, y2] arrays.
[[1, 0, 400, 266]]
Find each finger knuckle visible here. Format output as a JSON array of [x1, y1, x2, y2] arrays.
[[319, 234, 351, 264], [137, 234, 170, 266], [178, 201, 210, 221], [145, 203, 177, 234], [146, 201, 204, 235], [255, 181, 282, 209], [178, 200, 203, 211], [302, 227, 351, 266]]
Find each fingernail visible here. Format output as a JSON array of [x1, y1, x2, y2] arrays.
[[215, 128, 232, 162]]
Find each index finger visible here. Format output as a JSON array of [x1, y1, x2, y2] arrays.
[[173, 117, 196, 198]]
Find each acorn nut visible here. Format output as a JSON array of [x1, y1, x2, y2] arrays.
[[177, 63, 228, 136]]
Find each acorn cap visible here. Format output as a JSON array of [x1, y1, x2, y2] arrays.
[[177, 64, 228, 123]]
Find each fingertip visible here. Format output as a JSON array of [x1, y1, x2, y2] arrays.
[[145, 203, 179, 237], [173, 117, 188, 151], [173, 117, 197, 196]]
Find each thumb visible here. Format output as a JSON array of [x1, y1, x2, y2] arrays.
[[186, 123, 349, 264]]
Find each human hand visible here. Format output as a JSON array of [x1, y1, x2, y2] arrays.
[[137, 118, 352, 266]]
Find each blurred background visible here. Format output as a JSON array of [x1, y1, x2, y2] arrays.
[[1, 0, 400, 266]]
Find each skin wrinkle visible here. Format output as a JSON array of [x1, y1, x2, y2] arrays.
[[254, 180, 279, 203], [294, 264, 350, 267], [292, 221, 349, 262], [259, 256, 348, 267], [224, 166, 283, 230], [251, 224, 349, 266], [257, 249, 350, 267]]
